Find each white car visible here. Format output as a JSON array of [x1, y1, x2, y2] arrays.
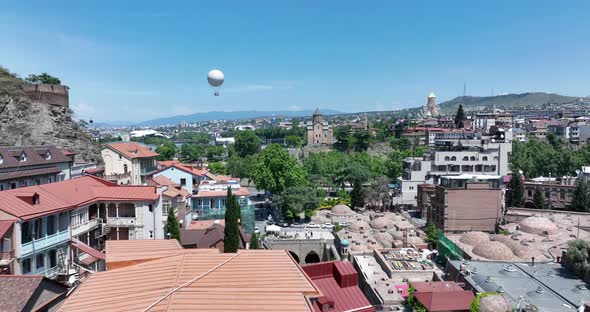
[[254, 227, 260, 234], [321, 223, 335, 229], [338, 221, 350, 227], [306, 222, 320, 228]]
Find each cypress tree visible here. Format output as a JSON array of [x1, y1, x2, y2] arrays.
[[454, 104, 466, 128], [350, 181, 365, 210], [249, 233, 259, 249], [165, 207, 181, 241], [224, 187, 240, 253], [506, 171, 524, 207], [572, 179, 590, 212], [533, 187, 547, 209]]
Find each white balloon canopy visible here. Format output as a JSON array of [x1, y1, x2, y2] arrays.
[[207, 69, 224, 87]]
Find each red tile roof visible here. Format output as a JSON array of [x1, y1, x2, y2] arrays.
[[302, 261, 374, 312], [0, 176, 159, 220], [0, 220, 14, 239], [105, 142, 159, 159], [0, 275, 67, 312], [0, 145, 72, 169]]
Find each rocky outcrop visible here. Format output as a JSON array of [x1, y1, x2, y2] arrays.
[[0, 67, 101, 163]]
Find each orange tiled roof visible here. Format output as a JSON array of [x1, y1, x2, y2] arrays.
[[106, 142, 159, 159], [0, 176, 159, 220], [60, 244, 320, 312]]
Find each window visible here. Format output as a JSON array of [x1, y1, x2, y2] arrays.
[[10, 183, 17, 189], [119, 154, 122, 159], [148, 204, 153, 213], [33, 219, 43, 240], [482, 156, 488, 161], [470, 156, 476, 161], [560, 191, 565, 200], [462, 156, 469, 161], [49, 250, 57, 268], [19, 152, 27, 162], [22, 258, 32, 274], [180, 178, 186, 186], [545, 191, 550, 199], [162, 200, 172, 214], [123, 164, 128, 174], [149, 230, 154, 239], [0, 154, 3, 164], [451, 156, 457, 161], [36, 254, 44, 269], [45, 152, 51, 160], [58, 212, 68, 232], [528, 190, 532, 197], [0, 185, 3, 191], [22, 221, 32, 243], [47, 215, 56, 235], [444, 156, 450, 161]]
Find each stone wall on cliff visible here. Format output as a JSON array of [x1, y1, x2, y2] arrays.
[[0, 67, 101, 163]]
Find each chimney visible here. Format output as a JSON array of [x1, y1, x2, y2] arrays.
[[531, 256, 535, 266]]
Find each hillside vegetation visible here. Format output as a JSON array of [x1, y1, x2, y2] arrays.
[[438, 92, 588, 113]]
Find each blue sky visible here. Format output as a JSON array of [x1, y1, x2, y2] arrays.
[[1, 1, 589, 122]]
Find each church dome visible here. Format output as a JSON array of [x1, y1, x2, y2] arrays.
[[479, 294, 511, 312], [459, 231, 490, 246], [348, 220, 371, 232]]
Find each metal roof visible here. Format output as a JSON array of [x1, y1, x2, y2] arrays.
[[0, 176, 159, 220], [105, 142, 159, 159], [59, 249, 320, 312]]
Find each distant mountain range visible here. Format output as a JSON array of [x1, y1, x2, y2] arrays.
[[96, 109, 343, 127], [438, 92, 590, 113]]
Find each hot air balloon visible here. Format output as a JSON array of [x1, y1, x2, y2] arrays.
[[207, 69, 224, 96]]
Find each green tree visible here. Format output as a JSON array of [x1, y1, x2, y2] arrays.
[[249, 233, 259, 249], [208, 162, 227, 175], [454, 104, 466, 128], [350, 181, 366, 210], [334, 126, 353, 152], [533, 187, 547, 209], [389, 137, 412, 151], [424, 224, 439, 245], [572, 179, 590, 212], [564, 239, 590, 280], [25, 72, 61, 85], [224, 188, 240, 253], [505, 171, 524, 207], [352, 130, 372, 152], [155, 141, 177, 161], [165, 208, 180, 241], [180, 143, 204, 161], [252, 144, 306, 195], [227, 155, 256, 180], [274, 186, 320, 220], [285, 135, 303, 148], [235, 130, 261, 157]]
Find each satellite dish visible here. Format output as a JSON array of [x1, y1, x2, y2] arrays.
[[207, 69, 224, 96]]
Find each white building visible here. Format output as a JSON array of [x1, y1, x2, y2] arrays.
[[101, 142, 159, 185]]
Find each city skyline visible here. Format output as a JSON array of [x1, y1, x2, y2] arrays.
[[1, 1, 589, 122]]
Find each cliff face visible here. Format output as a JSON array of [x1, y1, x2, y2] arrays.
[[0, 67, 101, 163]]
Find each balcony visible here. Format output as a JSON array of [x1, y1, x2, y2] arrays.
[[0, 250, 14, 265], [107, 217, 141, 227], [21, 230, 69, 256], [71, 218, 99, 237]]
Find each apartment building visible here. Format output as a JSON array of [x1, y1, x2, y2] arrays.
[[101, 142, 159, 185], [0, 146, 74, 191], [0, 176, 161, 277], [523, 177, 575, 210], [397, 129, 512, 206], [429, 175, 504, 233]]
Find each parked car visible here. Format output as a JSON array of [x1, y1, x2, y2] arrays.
[[266, 220, 274, 225], [291, 223, 304, 228], [321, 223, 335, 229], [278, 220, 290, 227], [306, 222, 320, 228], [254, 227, 260, 234], [338, 221, 350, 227]]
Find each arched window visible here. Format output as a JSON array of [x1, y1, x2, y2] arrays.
[[470, 156, 476, 161], [444, 156, 450, 161], [482, 156, 488, 161], [463, 156, 469, 161], [20, 152, 27, 162], [123, 164, 128, 174], [451, 156, 457, 161], [304, 251, 321, 264]]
